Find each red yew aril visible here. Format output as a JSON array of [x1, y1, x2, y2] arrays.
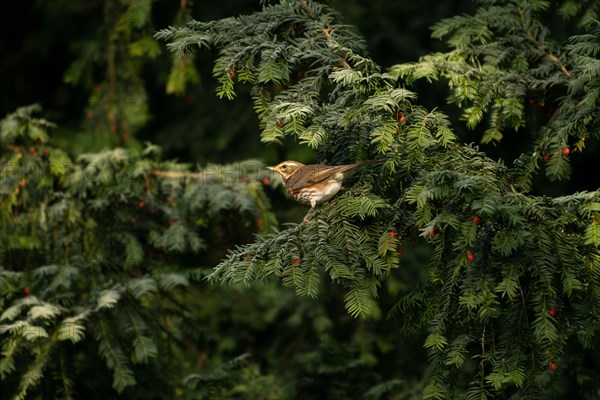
[[467, 251, 475, 262]]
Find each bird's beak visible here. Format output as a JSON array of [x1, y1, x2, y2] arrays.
[[266, 166, 276, 171]]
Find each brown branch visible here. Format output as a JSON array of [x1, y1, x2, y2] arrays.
[[480, 324, 486, 388], [546, 53, 571, 78], [145, 175, 151, 195], [519, 8, 571, 78], [338, 56, 351, 69], [151, 170, 203, 179]]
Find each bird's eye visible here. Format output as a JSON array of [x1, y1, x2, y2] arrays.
[[281, 164, 287, 170]]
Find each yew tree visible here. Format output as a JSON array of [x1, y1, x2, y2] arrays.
[[1, 0, 600, 399], [159, 0, 600, 398]]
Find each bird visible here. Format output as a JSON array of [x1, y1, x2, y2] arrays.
[[267, 160, 375, 222]]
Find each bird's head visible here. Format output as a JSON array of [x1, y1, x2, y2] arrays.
[[266, 160, 305, 180]]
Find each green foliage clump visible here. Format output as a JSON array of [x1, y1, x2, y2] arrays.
[[0, 105, 274, 399], [392, 0, 600, 184]]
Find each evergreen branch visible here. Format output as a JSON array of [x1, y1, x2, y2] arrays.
[[96, 318, 136, 393], [59, 349, 75, 400]]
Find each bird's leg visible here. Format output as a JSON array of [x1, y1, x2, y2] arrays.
[[303, 200, 317, 223], [303, 208, 313, 222]]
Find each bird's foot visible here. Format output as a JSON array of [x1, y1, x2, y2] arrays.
[[303, 209, 313, 224]]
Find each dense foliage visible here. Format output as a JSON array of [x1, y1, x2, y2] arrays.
[[160, 0, 600, 398], [0, 104, 277, 399], [1, 0, 600, 399]]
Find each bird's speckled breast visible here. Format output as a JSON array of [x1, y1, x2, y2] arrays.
[[287, 172, 344, 205]]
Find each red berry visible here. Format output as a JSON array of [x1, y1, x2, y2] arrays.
[[543, 154, 551, 163], [397, 113, 406, 123], [397, 247, 405, 255], [262, 177, 270, 186], [389, 231, 398, 238], [472, 215, 481, 224], [137, 201, 145, 208], [22, 287, 30, 296], [528, 98, 537, 106], [293, 258, 301, 265], [466, 251, 475, 262], [276, 120, 285, 128], [549, 363, 558, 372], [170, 220, 177, 226], [257, 219, 264, 226], [429, 226, 436, 238], [549, 309, 557, 317], [229, 70, 236, 78], [29, 146, 36, 154], [562, 147, 570, 156]]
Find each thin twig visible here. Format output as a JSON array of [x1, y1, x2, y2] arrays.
[[481, 324, 486, 390], [519, 8, 571, 78], [546, 53, 571, 78], [300, 0, 352, 70], [151, 170, 203, 179]]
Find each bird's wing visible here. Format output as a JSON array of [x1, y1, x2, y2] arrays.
[[286, 164, 359, 191]]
